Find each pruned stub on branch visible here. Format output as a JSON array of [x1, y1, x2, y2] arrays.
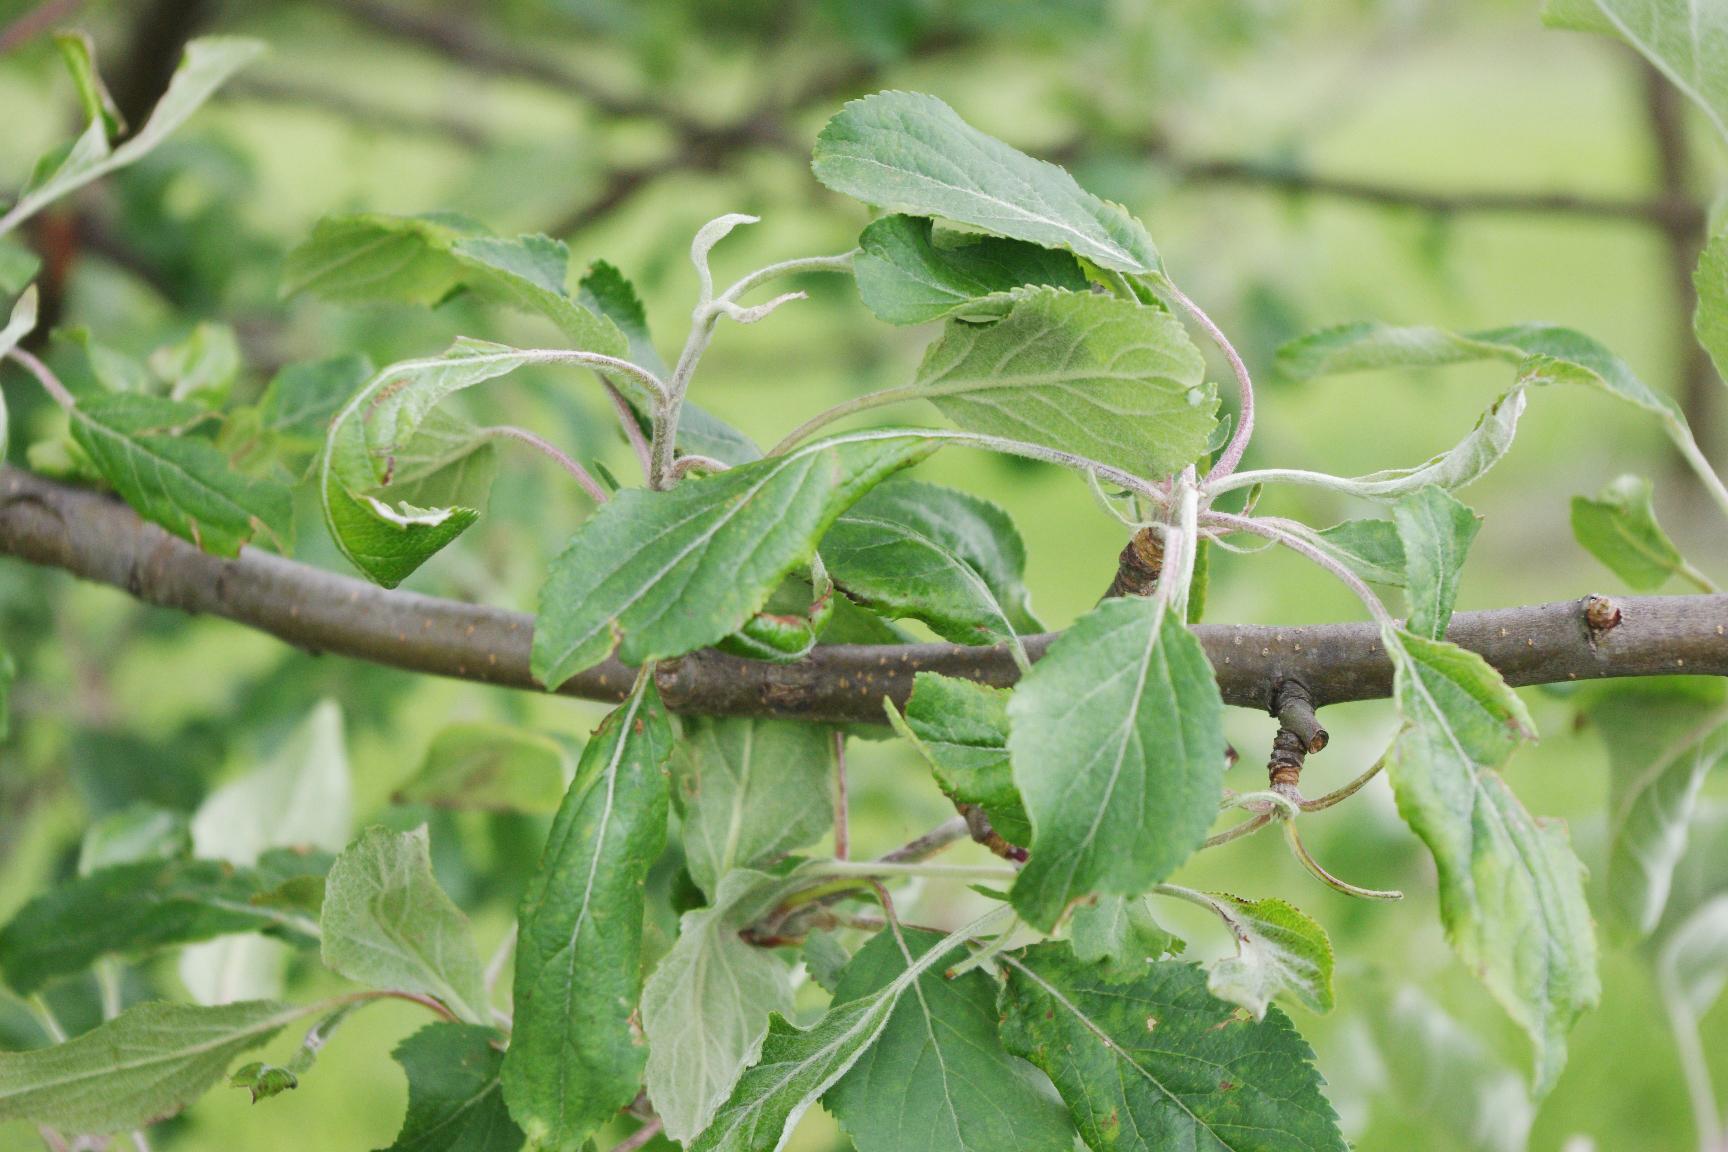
[[1106, 526, 1164, 600], [1268, 679, 1328, 800]]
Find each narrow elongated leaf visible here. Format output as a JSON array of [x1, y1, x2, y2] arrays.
[[1697, 227, 1728, 385], [885, 671, 1029, 844], [321, 826, 489, 1025], [1069, 895, 1184, 981], [285, 214, 625, 354], [0, 851, 325, 994], [1008, 595, 1226, 931], [1387, 630, 1598, 1096], [0, 999, 312, 1134], [671, 717, 835, 899], [70, 393, 293, 556], [912, 288, 1216, 478], [1570, 474, 1703, 592], [1190, 892, 1334, 1018], [823, 927, 1077, 1152], [690, 916, 996, 1152], [385, 1023, 524, 1152], [502, 678, 673, 1152], [1545, 0, 1728, 145], [643, 868, 805, 1142], [394, 723, 572, 814], [998, 946, 1347, 1152], [1313, 518, 1406, 586], [1393, 486, 1480, 640], [1584, 678, 1728, 938], [853, 214, 1089, 325], [577, 260, 759, 466], [533, 432, 936, 689], [1, 38, 263, 237], [824, 479, 1040, 645], [813, 91, 1161, 274]]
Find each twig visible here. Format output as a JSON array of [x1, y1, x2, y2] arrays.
[[607, 1117, 663, 1152], [602, 381, 654, 480], [832, 729, 848, 860], [5, 349, 74, 408], [479, 425, 608, 504]]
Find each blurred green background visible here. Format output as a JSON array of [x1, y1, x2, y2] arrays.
[[2, 0, 1726, 1148]]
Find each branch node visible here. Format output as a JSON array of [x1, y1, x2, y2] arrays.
[[960, 803, 1028, 863], [1104, 526, 1163, 599], [1271, 679, 1327, 753], [1584, 593, 1622, 641]]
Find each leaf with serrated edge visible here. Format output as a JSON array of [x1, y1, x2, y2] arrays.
[[1386, 629, 1598, 1096], [643, 867, 811, 1142], [0, 999, 314, 1134], [824, 479, 1041, 645], [501, 678, 673, 1152], [1583, 678, 1728, 939], [813, 91, 1161, 274], [1008, 596, 1226, 931], [1393, 485, 1480, 640], [532, 432, 936, 689], [1313, 518, 1406, 587], [1193, 892, 1334, 1019], [672, 717, 834, 899], [998, 946, 1347, 1152], [912, 288, 1215, 479], [384, 1022, 524, 1152], [886, 671, 1029, 844], [321, 826, 489, 1025], [1068, 894, 1184, 982], [690, 913, 999, 1152], [1570, 474, 1700, 592], [823, 927, 1076, 1152], [853, 214, 1089, 325], [1544, 0, 1728, 146]]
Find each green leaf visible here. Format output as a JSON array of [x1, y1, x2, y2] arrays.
[[1069, 895, 1184, 982], [1696, 226, 1728, 386], [255, 353, 374, 465], [385, 1022, 525, 1152], [0, 998, 313, 1134], [690, 916, 993, 1152], [1313, 518, 1406, 587], [813, 91, 1161, 274], [394, 723, 573, 814], [149, 321, 241, 407], [502, 678, 673, 1152], [885, 671, 1029, 845], [78, 805, 192, 874], [320, 826, 489, 1025], [1189, 892, 1334, 1018], [1007, 596, 1226, 931], [912, 288, 1216, 478], [823, 479, 1041, 645], [532, 432, 936, 689], [0, 286, 38, 454], [823, 926, 1077, 1152], [853, 214, 1089, 325], [0, 851, 326, 994], [1583, 678, 1728, 938], [285, 214, 625, 355], [1545, 0, 1728, 146], [1570, 474, 1706, 592], [671, 717, 835, 899], [1386, 629, 1598, 1096], [998, 946, 1347, 1152], [69, 393, 294, 556], [1659, 894, 1728, 1021], [1, 38, 265, 237], [53, 32, 122, 139], [577, 260, 760, 466], [643, 868, 803, 1142], [1392, 486, 1480, 640], [0, 238, 41, 294]]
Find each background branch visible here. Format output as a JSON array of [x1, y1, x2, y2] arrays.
[[2, 467, 1722, 723]]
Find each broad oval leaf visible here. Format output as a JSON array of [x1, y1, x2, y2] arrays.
[[998, 946, 1347, 1152], [912, 288, 1216, 479], [813, 91, 1161, 274], [853, 214, 1089, 325], [672, 717, 835, 899], [1008, 595, 1226, 932], [394, 723, 573, 814], [1068, 894, 1184, 982], [823, 927, 1078, 1152], [532, 431, 936, 690], [885, 671, 1030, 845], [0, 999, 313, 1135], [1312, 518, 1406, 587], [642, 868, 803, 1142], [321, 826, 490, 1025], [1570, 474, 1705, 592], [384, 1022, 524, 1152], [823, 479, 1041, 645], [1582, 677, 1728, 939], [1392, 485, 1480, 640], [501, 678, 673, 1152], [1386, 629, 1598, 1096]]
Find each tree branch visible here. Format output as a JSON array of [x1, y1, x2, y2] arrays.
[[1, 467, 1723, 723]]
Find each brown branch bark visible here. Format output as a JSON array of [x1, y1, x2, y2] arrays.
[[1, 466, 1724, 723]]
